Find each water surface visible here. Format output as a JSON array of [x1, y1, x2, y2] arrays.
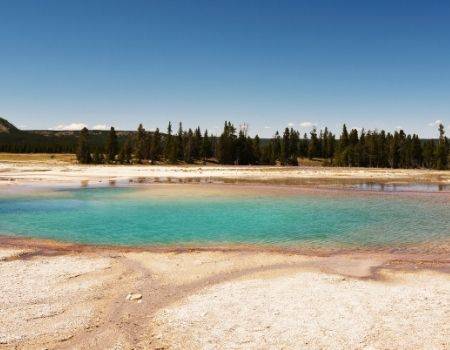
[[0, 184, 449, 250]]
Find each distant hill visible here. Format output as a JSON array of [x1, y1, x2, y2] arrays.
[[0, 117, 20, 133], [0, 118, 150, 153], [0, 118, 103, 153]]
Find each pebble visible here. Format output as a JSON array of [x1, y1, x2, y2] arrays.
[[126, 293, 142, 301]]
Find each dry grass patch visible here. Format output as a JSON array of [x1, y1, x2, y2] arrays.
[[0, 153, 76, 163]]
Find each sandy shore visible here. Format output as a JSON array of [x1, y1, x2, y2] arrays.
[[0, 238, 449, 349], [1, 161, 449, 186]]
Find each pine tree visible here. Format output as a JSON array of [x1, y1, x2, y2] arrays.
[[401, 134, 413, 168], [176, 122, 184, 160], [76, 127, 91, 164], [164, 122, 173, 160], [308, 128, 319, 159], [326, 132, 335, 162], [118, 136, 133, 164], [423, 139, 435, 168], [378, 130, 387, 167], [135, 124, 146, 163], [347, 129, 359, 166], [261, 141, 275, 165], [217, 121, 236, 164], [337, 124, 349, 166], [164, 122, 178, 164], [288, 129, 299, 165], [184, 128, 194, 163], [280, 128, 290, 165], [318, 129, 324, 157], [236, 130, 246, 165], [359, 129, 369, 167], [106, 126, 118, 163], [273, 131, 281, 162], [388, 132, 400, 168], [201, 130, 212, 162], [411, 134, 422, 168], [397, 130, 409, 168], [192, 127, 202, 160], [253, 135, 261, 164], [167, 141, 178, 164], [299, 133, 308, 158], [322, 127, 329, 158], [149, 128, 162, 164], [436, 123, 448, 170]]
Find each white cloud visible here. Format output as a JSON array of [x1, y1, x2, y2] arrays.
[[264, 126, 271, 129], [428, 119, 443, 127], [53, 123, 87, 131], [287, 122, 295, 127], [92, 124, 109, 130], [299, 121, 314, 128], [51, 123, 111, 131], [395, 126, 403, 130]]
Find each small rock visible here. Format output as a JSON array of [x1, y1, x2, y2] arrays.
[[126, 293, 142, 301]]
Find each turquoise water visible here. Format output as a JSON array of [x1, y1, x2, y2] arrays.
[[0, 185, 449, 248]]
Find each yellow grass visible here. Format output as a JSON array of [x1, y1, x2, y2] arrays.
[[297, 157, 327, 167], [0, 153, 76, 163]]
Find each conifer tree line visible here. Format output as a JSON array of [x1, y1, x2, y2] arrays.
[[76, 121, 449, 170]]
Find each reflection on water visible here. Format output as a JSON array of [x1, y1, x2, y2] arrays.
[[121, 177, 450, 193], [352, 183, 450, 192]]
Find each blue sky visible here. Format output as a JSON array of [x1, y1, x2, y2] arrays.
[[0, 0, 449, 137]]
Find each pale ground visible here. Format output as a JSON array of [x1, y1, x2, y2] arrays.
[[0, 160, 449, 186], [0, 251, 114, 346], [0, 242, 449, 350], [155, 271, 449, 350]]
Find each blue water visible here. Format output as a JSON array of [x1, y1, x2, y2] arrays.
[[0, 185, 449, 248]]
